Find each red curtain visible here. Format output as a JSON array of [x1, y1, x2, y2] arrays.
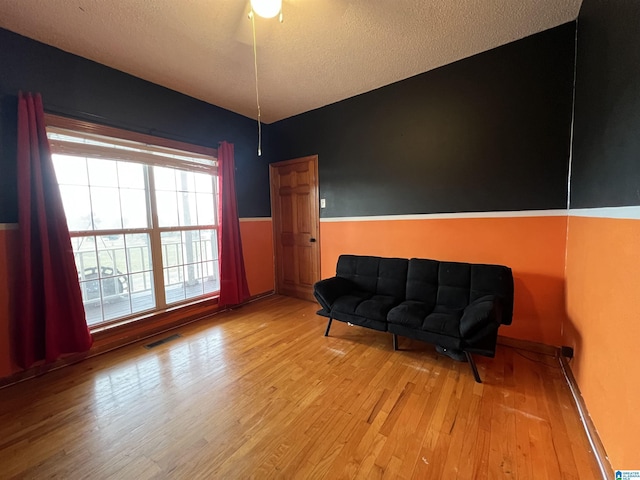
[[217, 141, 250, 308], [15, 92, 93, 368]]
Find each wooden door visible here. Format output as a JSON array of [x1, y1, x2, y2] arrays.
[[270, 156, 320, 302]]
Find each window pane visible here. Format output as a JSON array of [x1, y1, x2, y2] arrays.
[[130, 272, 155, 313], [196, 192, 215, 225], [164, 266, 185, 304], [74, 236, 98, 283], [178, 192, 198, 227], [52, 154, 88, 185], [156, 191, 179, 227], [117, 162, 145, 189], [87, 158, 119, 187], [176, 170, 196, 193], [194, 172, 213, 193], [201, 230, 219, 263], [102, 284, 132, 321], [126, 234, 152, 272], [202, 232, 220, 294], [203, 262, 219, 294], [60, 185, 93, 231], [154, 166, 176, 191], [73, 233, 157, 325], [125, 235, 155, 314], [80, 280, 103, 326], [95, 235, 130, 321], [182, 230, 202, 264], [162, 228, 219, 305], [71, 235, 130, 326], [120, 189, 148, 229], [164, 266, 183, 286], [155, 167, 215, 228], [91, 187, 122, 230], [161, 231, 182, 266], [97, 235, 127, 275], [184, 263, 204, 298]]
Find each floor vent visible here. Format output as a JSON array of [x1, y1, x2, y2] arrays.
[[144, 334, 182, 349]]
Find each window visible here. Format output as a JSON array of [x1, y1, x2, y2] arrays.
[[46, 115, 219, 328]]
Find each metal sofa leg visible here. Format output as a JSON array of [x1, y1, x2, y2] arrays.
[[393, 334, 398, 351], [465, 351, 482, 383], [324, 317, 333, 337]]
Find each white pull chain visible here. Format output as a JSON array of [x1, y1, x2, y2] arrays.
[[249, 10, 262, 156]]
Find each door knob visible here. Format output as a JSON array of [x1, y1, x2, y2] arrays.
[[309, 238, 316, 242]]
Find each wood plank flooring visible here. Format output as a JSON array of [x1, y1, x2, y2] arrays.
[[0, 295, 602, 479]]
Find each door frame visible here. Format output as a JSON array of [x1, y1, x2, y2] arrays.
[[269, 155, 321, 298]]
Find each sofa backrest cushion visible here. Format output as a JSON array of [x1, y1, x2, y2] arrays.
[[405, 258, 439, 307], [377, 257, 409, 298], [407, 258, 514, 325], [437, 262, 472, 311], [336, 255, 408, 299]]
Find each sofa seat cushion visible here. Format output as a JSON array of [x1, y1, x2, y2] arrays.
[[422, 307, 464, 338], [357, 295, 403, 321], [388, 302, 463, 338], [332, 290, 372, 315], [333, 292, 400, 322], [387, 301, 433, 329]]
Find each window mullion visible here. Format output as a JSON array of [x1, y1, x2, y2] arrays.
[[147, 165, 167, 309]]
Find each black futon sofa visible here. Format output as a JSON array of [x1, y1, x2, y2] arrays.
[[313, 255, 514, 383]]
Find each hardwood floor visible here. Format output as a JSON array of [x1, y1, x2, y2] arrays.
[[0, 295, 602, 479]]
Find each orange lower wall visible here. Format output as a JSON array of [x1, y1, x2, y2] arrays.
[[565, 215, 640, 469], [320, 215, 568, 345], [0, 219, 274, 380]]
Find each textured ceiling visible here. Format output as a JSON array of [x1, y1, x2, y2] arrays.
[[0, 0, 582, 123]]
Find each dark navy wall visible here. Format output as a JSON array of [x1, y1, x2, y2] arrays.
[[571, 0, 640, 208], [0, 28, 270, 223], [267, 23, 576, 218]]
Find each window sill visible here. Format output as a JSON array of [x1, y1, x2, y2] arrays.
[[90, 296, 221, 351]]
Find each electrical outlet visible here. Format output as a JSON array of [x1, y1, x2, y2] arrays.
[[320, 198, 326, 208]]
